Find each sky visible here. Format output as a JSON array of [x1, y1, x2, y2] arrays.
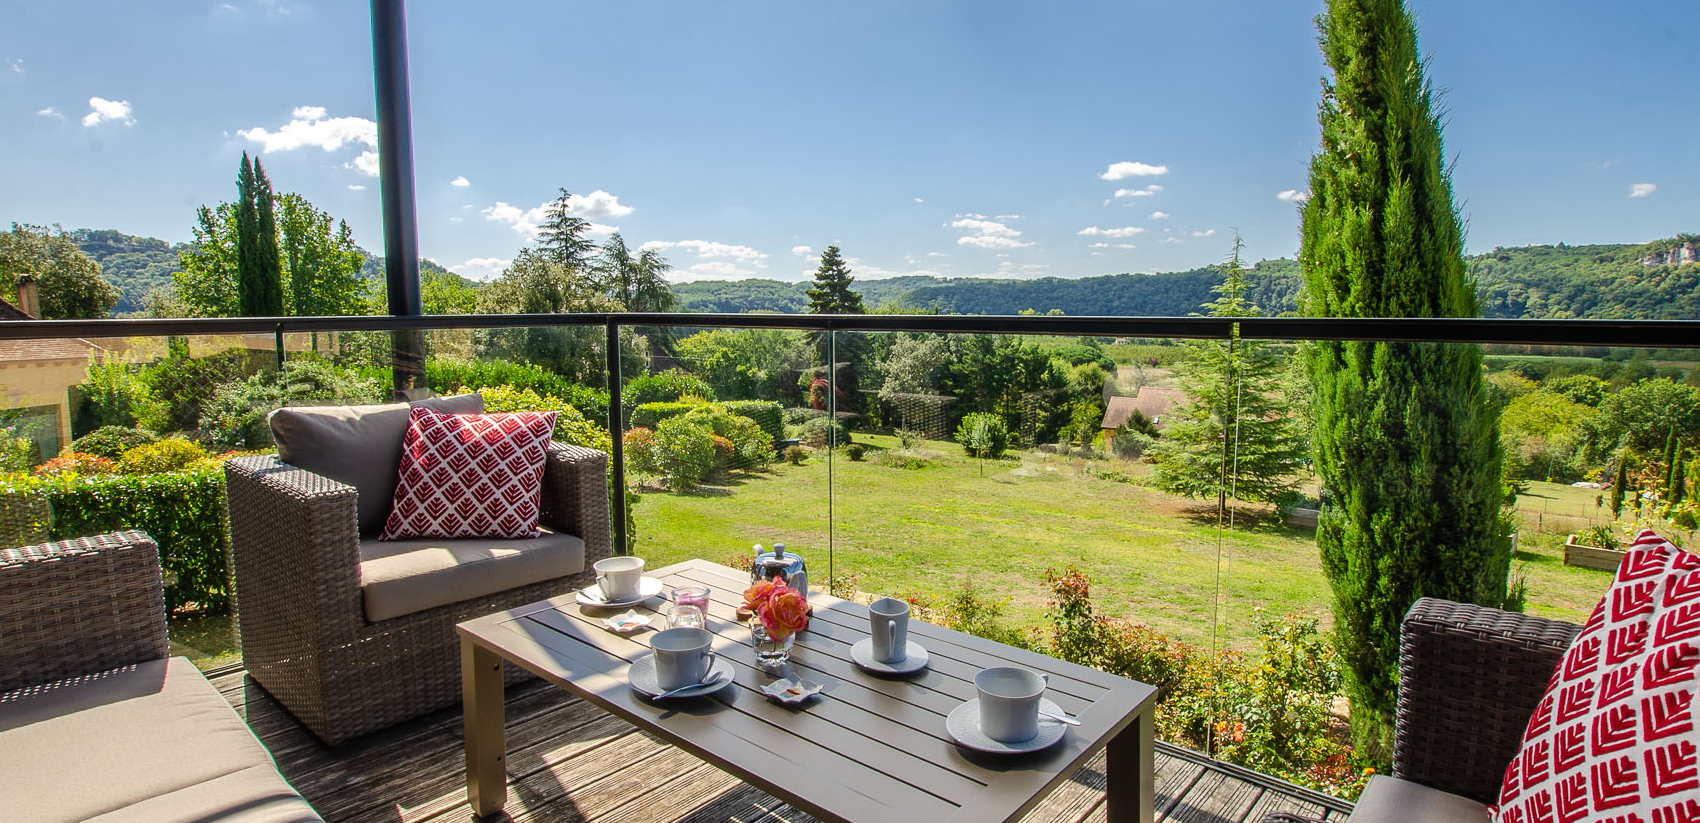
[[2, 0, 1696, 284]]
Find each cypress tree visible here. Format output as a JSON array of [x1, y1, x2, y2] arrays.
[[805, 245, 864, 314], [1664, 428, 1679, 498], [1611, 452, 1628, 517], [234, 153, 283, 316], [1671, 451, 1687, 508], [1300, 0, 1506, 759], [252, 158, 283, 315]]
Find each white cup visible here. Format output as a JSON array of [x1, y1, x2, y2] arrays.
[[976, 666, 1047, 743], [594, 556, 645, 602], [869, 597, 910, 664], [652, 627, 715, 691]]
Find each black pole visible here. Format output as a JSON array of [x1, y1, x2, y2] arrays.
[[606, 320, 628, 555], [371, 0, 425, 395]]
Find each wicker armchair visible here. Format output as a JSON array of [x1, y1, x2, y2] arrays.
[[225, 442, 612, 745], [1265, 597, 1581, 822]]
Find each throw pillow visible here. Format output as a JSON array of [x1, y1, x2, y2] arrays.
[[379, 407, 557, 540], [1493, 530, 1700, 823]]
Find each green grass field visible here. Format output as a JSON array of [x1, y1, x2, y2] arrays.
[[633, 437, 1615, 650]]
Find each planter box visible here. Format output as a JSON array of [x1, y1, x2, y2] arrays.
[[1564, 533, 1626, 571], [1284, 507, 1320, 530]]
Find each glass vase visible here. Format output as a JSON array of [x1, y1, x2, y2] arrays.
[[750, 622, 794, 674]]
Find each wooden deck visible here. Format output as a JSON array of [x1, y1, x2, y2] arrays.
[[212, 667, 1353, 823]]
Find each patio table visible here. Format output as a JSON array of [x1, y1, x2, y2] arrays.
[[457, 559, 1158, 823]]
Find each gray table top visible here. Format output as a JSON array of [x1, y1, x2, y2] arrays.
[[457, 559, 1158, 823]]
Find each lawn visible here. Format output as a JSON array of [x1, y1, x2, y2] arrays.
[[634, 437, 1613, 650]]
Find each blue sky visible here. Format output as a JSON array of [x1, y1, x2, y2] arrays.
[[2, 1, 1695, 284]]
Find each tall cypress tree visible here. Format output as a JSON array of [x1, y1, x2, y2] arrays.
[[1300, 0, 1506, 759], [235, 153, 283, 316], [806, 245, 864, 314]]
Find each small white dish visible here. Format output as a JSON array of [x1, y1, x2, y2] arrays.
[[577, 576, 665, 608], [850, 638, 930, 674], [602, 610, 653, 634], [628, 654, 735, 700], [760, 676, 824, 705], [946, 697, 1069, 754]]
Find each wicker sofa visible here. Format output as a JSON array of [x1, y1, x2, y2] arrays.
[[1275, 597, 1582, 822], [225, 413, 612, 746], [0, 531, 322, 822]]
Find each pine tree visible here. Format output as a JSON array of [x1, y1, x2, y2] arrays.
[[235, 153, 283, 316], [805, 245, 864, 314], [538, 188, 597, 272], [1300, 0, 1506, 760], [1152, 234, 1305, 505]]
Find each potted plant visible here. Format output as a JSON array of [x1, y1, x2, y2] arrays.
[[1564, 524, 1625, 571]]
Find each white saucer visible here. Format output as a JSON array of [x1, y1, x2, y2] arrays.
[[577, 577, 665, 608], [946, 698, 1069, 754], [628, 654, 735, 699], [760, 676, 824, 705], [850, 638, 930, 674]]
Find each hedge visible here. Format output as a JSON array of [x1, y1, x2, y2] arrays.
[[720, 401, 784, 444], [632, 401, 700, 431], [424, 358, 611, 424], [0, 468, 230, 614]]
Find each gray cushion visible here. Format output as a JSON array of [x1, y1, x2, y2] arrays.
[[0, 657, 321, 823], [358, 527, 586, 621], [1345, 775, 1489, 823], [270, 393, 483, 535]]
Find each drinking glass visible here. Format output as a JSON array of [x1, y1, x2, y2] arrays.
[[668, 604, 706, 629]]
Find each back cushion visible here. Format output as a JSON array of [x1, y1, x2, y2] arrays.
[[270, 393, 483, 535]]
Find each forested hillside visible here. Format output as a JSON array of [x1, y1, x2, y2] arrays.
[[70, 229, 188, 314]]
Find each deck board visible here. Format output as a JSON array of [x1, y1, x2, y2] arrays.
[[211, 668, 1352, 823]]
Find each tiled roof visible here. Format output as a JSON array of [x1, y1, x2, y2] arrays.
[[0, 337, 100, 362], [0, 299, 33, 321], [1100, 387, 1186, 430]]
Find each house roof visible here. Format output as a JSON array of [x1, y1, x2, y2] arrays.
[[1100, 387, 1186, 430], [0, 298, 33, 321], [0, 337, 101, 363]]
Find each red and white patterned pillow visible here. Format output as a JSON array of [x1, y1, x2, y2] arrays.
[[379, 407, 557, 541], [1493, 530, 1700, 823]]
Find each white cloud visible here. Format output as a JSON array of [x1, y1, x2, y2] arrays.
[[673, 261, 762, 282], [346, 184, 366, 191], [483, 191, 632, 239], [913, 197, 924, 204], [926, 251, 949, 258], [1191, 229, 1216, 238], [791, 245, 813, 256], [82, 97, 135, 127], [1630, 183, 1658, 199], [1162, 237, 1183, 244], [35, 106, 62, 120], [1114, 185, 1163, 198], [1149, 211, 1169, 220], [238, 107, 375, 152], [980, 261, 1051, 279], [450, 176, 470, 187], [1099, 161, 1168, 180], [1077, 226, 1145, 238], [455, 257, 511, 282], [641, 239, 768, 265], [1276, 189, 1312, 203], [950, 215, 1033, 249], [483, 201, 552, 238], [8, 58, 23, 75], [567, 189, 634, 220], [349, 151, 380, 177]]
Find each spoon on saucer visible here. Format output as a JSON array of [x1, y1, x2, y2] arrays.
[[652, 672, 729, 700], [1039, 708, 1081, 726]]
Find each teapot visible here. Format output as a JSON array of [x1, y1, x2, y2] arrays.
[[752, 543, 808, 594]]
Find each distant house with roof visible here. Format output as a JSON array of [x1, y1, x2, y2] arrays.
[[1099, 387, 1186, 439], [0, 287, 105, 459]]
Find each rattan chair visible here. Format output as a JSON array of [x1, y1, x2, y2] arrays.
[[224, 442, 612, 745], [1262, 597, 1581, 822]]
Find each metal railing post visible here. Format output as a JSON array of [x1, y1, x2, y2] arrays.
[[607, 320, 628, 555]]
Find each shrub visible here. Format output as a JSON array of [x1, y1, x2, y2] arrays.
[[117, 438, 213, 475], [1111, 427, 1154, 460], [74, 352, 162, 434], [652, 417, 716, 490], [0, 428, 32, 473], [872, 449, 933, 470], [623, 370, 714, 422], [895, 428, 924, 449], [940, 582, 1031, 649], [845, 443, 866, 461], [33, 452, 117, 477], [784, 445, 808, 465], [69, 425, 159, 460], [681, 406, 775, 470], [0, 469, 231, 613], [425, 357, 610, 423], [475, 384, 614, 454], [141, 349, 253, 433], [798, 416, 850, 448], [632, 400, 704, 431], [203, 360, 385, 450], [709, 434, 736, 467], [623, 427, 657, 475], [955, 412, 1010, 459], [720, 400, 784, 444], [784, 407, 825, 425]]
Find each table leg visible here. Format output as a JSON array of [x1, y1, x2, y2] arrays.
[[1106, 708, 1154, 823], [463, 636, 507, 817]]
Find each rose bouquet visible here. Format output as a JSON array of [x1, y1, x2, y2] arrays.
[[744, 579, 810, 640]]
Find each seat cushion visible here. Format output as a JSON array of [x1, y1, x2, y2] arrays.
[[1348, 775, 1489, 822], [270, 393, 483, 536], [0, 657, 321, 823], [359, 527, 586, 621]]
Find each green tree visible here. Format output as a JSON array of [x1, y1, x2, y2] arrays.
[[596, 232, 675, 312], [235, 154, 284, 316], [175, 186, 368, 320], [805, 245, 865, 314], [174, 204, 240, 317], [1299, 0, 1507, 759], [278, 193, 366, 318], [420, 270, 479, 315], [1152, 236, 1305, 505], [0, 223, 120, 319], [1580, 378, 1700, 462], [537, 188, 597, 271], [475, 248, 640, 386]]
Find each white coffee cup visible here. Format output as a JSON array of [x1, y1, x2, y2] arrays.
[[976, 666, 1047, 743], [652, 627, 716, 692], [594, 556, 645, 602], [869, 597, 910, 664]]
